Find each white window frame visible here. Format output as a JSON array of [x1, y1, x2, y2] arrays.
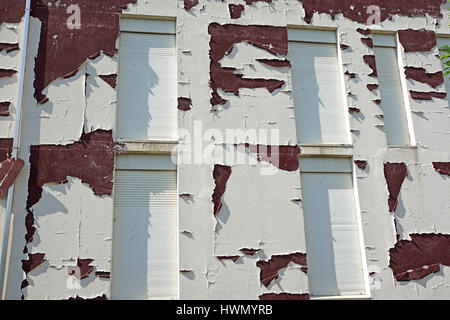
[[287, 26, 352, 147]]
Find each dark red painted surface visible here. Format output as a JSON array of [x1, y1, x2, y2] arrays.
[[256, 59, 291, 68], [99, 74, 117, 89], [184, 0, 199, 11], [354, 160, 367, 170], [77, 259, 94, 279], [389, 233, 450, 281], [95, 271, 111, 279], [67, 294, 108, 300], [433, 162, 450, 176], [0, 102, 10, 116], [340, 44, 350, 50], [373, 99, 381, 105], [212, 165, 232, 217], [208, 23, 287, 107], [361, 37, 374, 48], [0, 138, 13, 162], [300, 1, 443, 24], [0, 158, 25, 198], [229, 4, 245, 19], [217, 256, 240, 262], [257, 252, 307, 287], [384, 162, 408, 212], [363, 55, 377, 77], [0, 69, 17, 78], [404, 67, 443, 88], [0, 0, 26, 25], [31, 0, 137, 103], [0, 43, 20, 53], [245, 0, 272, 4], [259, 293, 310, 300], [367, 84, 379, 91], [357, 28, 372, 36], [348, 107, 360, 114], [25, 130, 116, 243], [178, 97, 192, 111], [410, 91, 446, 100], [22, 253, 46, 273], [240, 248, 260, 255], [398, 29, 437, 52], [244, 144, 301, 172]]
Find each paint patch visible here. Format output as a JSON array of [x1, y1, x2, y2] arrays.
[[348, 107, 360, 114], [367, 84, 378, 91], [244, 144, 301, 172], [404, 67, 443, 88], [363, 55, 377, 77], [256, 59, 291, 68], [30, 0, 137, 103], [0, 43, 20, 53], [0, 0, 26, 25], [0, 138, 13, 162], [217, 256, 240, 262], [361, 38, 374, 48], [410, 91, 446, 100], [340, 44, 350, 50], [256, 252, 307, 287], [259, 293, 310, 300], [99, 74, 117, 89], [0, 158, 24, 197], [433, 162, 450, 176], [345, 71, 357, 79], [389, 233, 450, 281], [212, 165, 232, 217], [208, 23, 287, 107], [240, 248, 260, 255], [0, 68, 17, 78], [0, 102, 10, 116], [245, 0, 272, 4], [300, 1, 442, 24], [354, 160, 367, 170], [22, 253, 45, 273], [184, 0, 199, 11], [357, 28, 372, 36], [398, 29, 437, 52], [383, 162, 408, 212], [229, 4, 245, 19], [67, 294, 108, 300], [25, 130, 116, 243], [178, 97, 192, 111], [95, 271, 111, 279]]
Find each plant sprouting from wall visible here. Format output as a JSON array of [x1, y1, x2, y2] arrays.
[[441, 3, 450, 80]]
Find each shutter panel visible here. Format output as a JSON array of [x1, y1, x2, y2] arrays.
[[112, 170, 178, 299], [373, 45, 410, 146], [288, 41, 348, 144], [117, 31, 177, 141], [300, 169, 365, 297], [437, 37, 450, 100]]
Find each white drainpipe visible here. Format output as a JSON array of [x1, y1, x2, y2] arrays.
[[0, 0, 31, 299]]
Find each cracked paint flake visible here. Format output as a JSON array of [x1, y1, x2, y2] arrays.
[[404, 67, 444, 88], [99, 74, 117, 89], [410, 91, 446, 100], [22, 253, 46, 273], [229, 4, 245, 19], [433, 162, 450, 176], [0, 102, 10, 116], [178, 97, 192, 111], [384, 162, 408, 213], [363, 55, 377, 77], [0, 68, 17, 78], [389, 233, 450, 281], [0, 158, 25, 197], [184, 0, 199, 11], [0, 43, 20, 53], [256, 252, 307, 287], [243, 144, 301, 172]]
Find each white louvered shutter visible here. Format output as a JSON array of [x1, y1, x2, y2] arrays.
[[288, 39, 348, 144], [112, 169, 178, 299], [300, 158, 365, 297], [373, 45, 410, 146], [117, 30, 177, 141]]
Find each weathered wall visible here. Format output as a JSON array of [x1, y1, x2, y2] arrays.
[[0, 0, 449, 300]]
